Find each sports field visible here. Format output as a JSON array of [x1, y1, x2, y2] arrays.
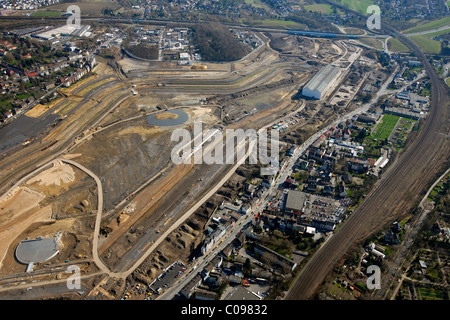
[[372, 114, 400, 140]]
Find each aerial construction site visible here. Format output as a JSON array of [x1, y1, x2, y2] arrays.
[[0, 13, 448, 304]]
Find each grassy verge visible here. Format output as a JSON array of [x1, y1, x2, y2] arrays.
[[408, 35, 442, 53], [402, 16, 450, 34], [31, 11, 62, 17], [245, 19, 306, 29], [244, 0, 271, 9], [387, 38, 410, 52]]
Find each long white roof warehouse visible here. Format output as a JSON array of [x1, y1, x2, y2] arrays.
[[302, 64, 343, 100]]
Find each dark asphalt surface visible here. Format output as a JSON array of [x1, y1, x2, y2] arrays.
[[0, 114, 60, 153]]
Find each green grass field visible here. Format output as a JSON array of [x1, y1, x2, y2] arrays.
[[344, 27, 366, 35], [387, 38, 410, 52], [372, 114, 400, 140], [410, 28, 450, 38], [396, 118, 416, 131], [404, 27, 449, 53], [445, 78, 450, 86], [339, 0, 374, 14], [304, 3, 334, 14], [418, 287, 446, 300], [409, 35, 442, 53], [15, 93, 31, 100], [402, 16, 450, 34]]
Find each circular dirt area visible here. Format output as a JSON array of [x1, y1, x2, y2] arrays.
[[146, 109, 188, 127], [154, 112, 179, 120]]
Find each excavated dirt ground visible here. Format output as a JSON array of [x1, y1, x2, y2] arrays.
[[0, 162, 98, 273], [129, 167, 249, 284]]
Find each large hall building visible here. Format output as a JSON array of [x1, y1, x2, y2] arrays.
[[302, 64, 343, 100]]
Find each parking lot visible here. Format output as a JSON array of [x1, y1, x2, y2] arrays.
[[149, 261, 186, 295]]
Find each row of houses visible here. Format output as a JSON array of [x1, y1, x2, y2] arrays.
[[180, 231, 273, 300], [199, 197, 256, 255], [60, 55, 96, 87], [0, 0, 60, 11]]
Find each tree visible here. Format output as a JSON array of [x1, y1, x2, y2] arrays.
[[19, 81, 26, 93], [4, 52, 14, 64], [244, 258, 252, 277], [355, 128, 367, 143], [192, 22, 250, 61]]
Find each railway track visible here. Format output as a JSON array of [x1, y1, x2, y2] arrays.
[[285, 3, 449, 300]]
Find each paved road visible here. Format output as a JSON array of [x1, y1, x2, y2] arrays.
[[403, 25, 450, 37], [157, 187, 265, 300]]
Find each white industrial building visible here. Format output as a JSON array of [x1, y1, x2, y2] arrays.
[[32, 25, 90, 41], [302, 64, 343, 100]]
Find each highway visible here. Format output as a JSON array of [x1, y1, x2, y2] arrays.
[[0, 38, 300, 197], [285, 1, 450, 300], [0, 156, 114, 276]]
